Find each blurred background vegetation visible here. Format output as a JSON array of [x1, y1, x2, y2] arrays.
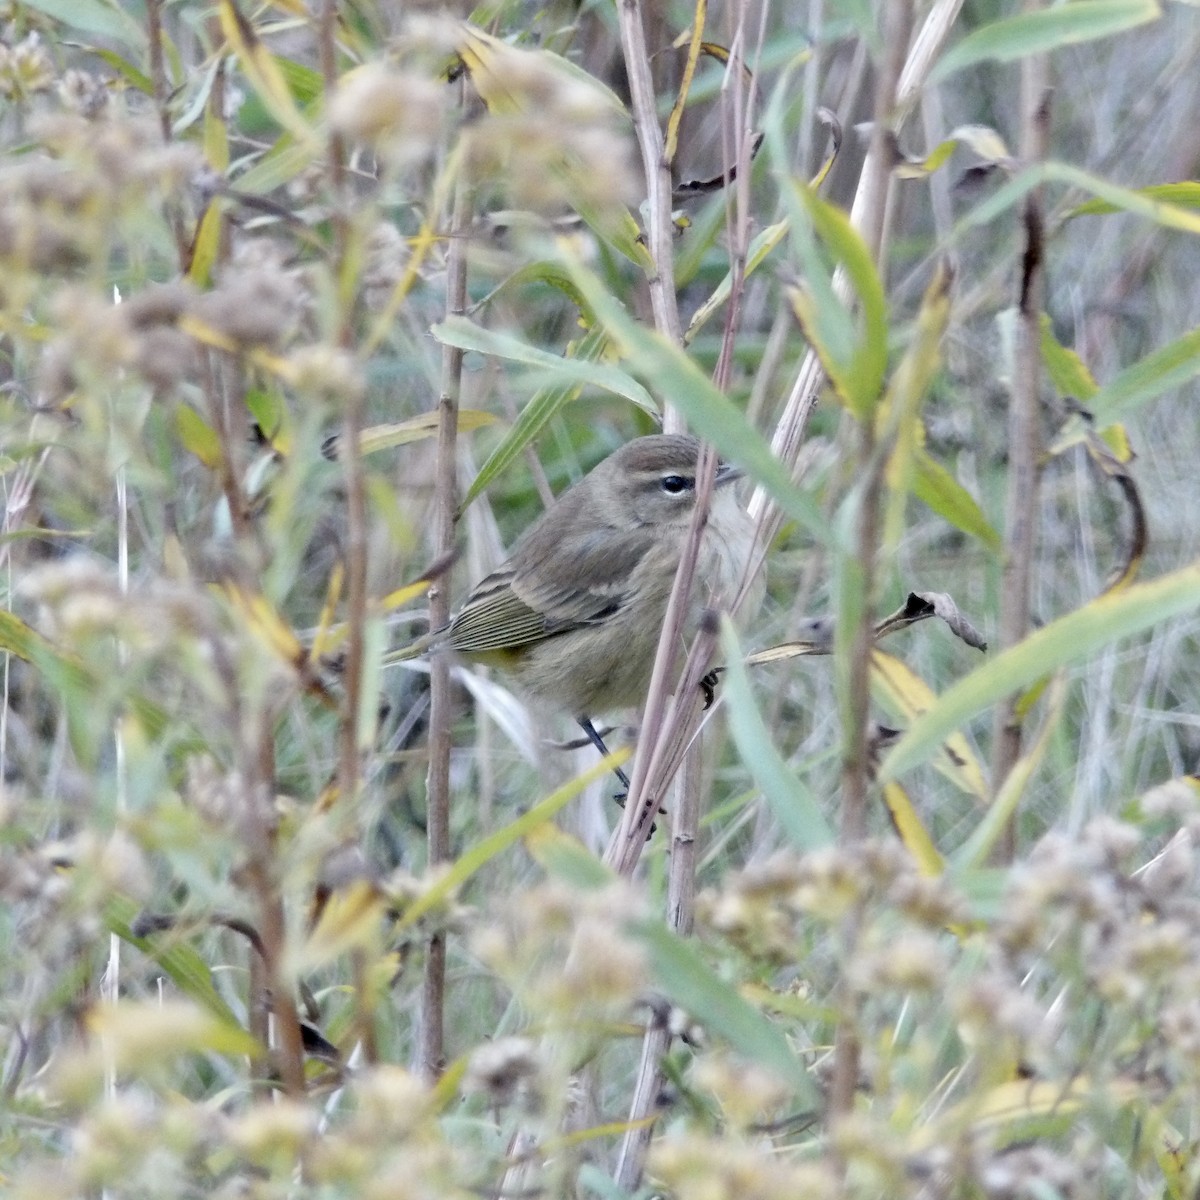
[[1, 0, 1200, 1196]]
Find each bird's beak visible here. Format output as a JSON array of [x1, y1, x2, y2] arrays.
[[715, 461, 745, 487]]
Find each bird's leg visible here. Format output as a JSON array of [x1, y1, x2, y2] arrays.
[[700, 668, 720, 710], [577, 717, 631, 793]]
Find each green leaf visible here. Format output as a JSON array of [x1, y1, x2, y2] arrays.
[[931, 0, 1162, 83], [797, 187, 888, 419], [20, 0, 144, 42], [912, 450, 1001, 552], [176, 404, 222, 468], [106, 896, 244, 1029], [633, 919, 818, 1104], [1068, 180, 1200, 217], [460, 326, 608, 513], [431, 316, 657, 414], [1090, 326, 1200, 424], [721, 618, 834, 850], [879, 562, 1200, 782], [395, 751, 629, 931], [1040, 316, 1099, 402], [563, 259, 833, 546]]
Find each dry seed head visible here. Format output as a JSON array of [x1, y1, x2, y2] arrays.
[[691, 1052, 788, 1130], [954, 972, 1050, 1053], [328, 63, 446, 163], [350, 1065, 433, 1137], [792, 846, 867, 922], [362, 221, 410, 308], [58, 68, 108, 117], [651, 1133, 838, 1200], [851, 928, 948, 994], [1139, 828, 1196, 903], [0, 33, 54, 99], [979, 1144, 1081, 1198], [228, 1099, 318, 1165], [288, 345, 365, 402], [464, 1036, 542, 1108]]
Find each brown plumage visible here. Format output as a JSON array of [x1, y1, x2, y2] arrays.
[[449, 435, 759, 742]]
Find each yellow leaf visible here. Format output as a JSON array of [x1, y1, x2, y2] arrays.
[[217, 0, 314, 144], [872, 651, 988, 802], [176, 403, 222, 468], [881, 782, 945, 876], [298, 881, 388, 971], [225, 584, 303, 665]]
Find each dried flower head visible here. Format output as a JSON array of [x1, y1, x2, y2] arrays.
[[464, 1036, 542, 1108], [329, 62, 446, 165], [0, 33, 54, 100]]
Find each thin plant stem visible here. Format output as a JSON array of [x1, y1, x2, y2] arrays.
[[991, 8, 1051, 856], [418, 177, 470, 1081], [615, 0, 684, 362], [828, 0, 912, 1131]]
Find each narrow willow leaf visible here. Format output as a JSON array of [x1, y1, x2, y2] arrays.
[[217, 0, 314, 144], [1090, 326, 1200, 424], [175, 403, 222, 468], [432, 315, 656, 413], [107, 897, 242, 1027], [348, 410, 498, 457], [20, 0, 144, 41], [664, 0, 708, 165], [186, 202, 223, 288], [881, 263, 953, 547], [1068, 180, 1200, 217], [721, 619, 834, 849], [872, 651, 988, 802], [632, 919, 818, 1103], [795, 186, 888, 418], [394, 751, 630, 931], [882, 782, 945, 875], [931, 0, 1161, 83], [297, 881, 388, 971], [460, 328, 609, 512], [1040, 316, 1099, 401], [879, 563, 1200, 782], [950, 674, 1067, 870], [912, 450, 1002, 551], [525, 825, 614, 889], [685, 221, 787, 343]]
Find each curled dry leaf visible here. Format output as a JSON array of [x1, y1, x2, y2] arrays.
[[745, 591, 985, 668], [874, 591, 988, 651]]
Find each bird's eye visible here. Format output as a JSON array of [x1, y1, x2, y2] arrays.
[[660, 474, 693, 495]]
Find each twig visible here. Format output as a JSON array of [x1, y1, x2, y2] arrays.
[[828, 0, 912, 1131], [418, 174, 470, 1081], [615, 0, 684, 364], [990, 7, 1051, 856]]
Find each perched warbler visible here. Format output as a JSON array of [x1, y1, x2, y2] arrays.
[[448, 434, 760, 785]]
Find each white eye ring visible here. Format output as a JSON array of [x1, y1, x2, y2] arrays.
[[661, 474, 692, 495]]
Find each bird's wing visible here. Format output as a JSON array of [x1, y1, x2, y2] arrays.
[[449, 526, 654, 653]]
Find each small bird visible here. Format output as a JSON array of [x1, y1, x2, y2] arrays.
[[448, 434, 759, 787]]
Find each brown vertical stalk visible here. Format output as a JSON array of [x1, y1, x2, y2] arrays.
[[612, 14, 762, 1183], [418, 180, 469, 1081], [990, 20, 1050, 855], [828, 0, 911, 1128], [319, 1, 367, 822], [616, 0, 684, 362]]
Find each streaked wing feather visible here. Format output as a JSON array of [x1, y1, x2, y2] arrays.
[[451, 526, 655, 651], [450, 585, 547, 652]]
